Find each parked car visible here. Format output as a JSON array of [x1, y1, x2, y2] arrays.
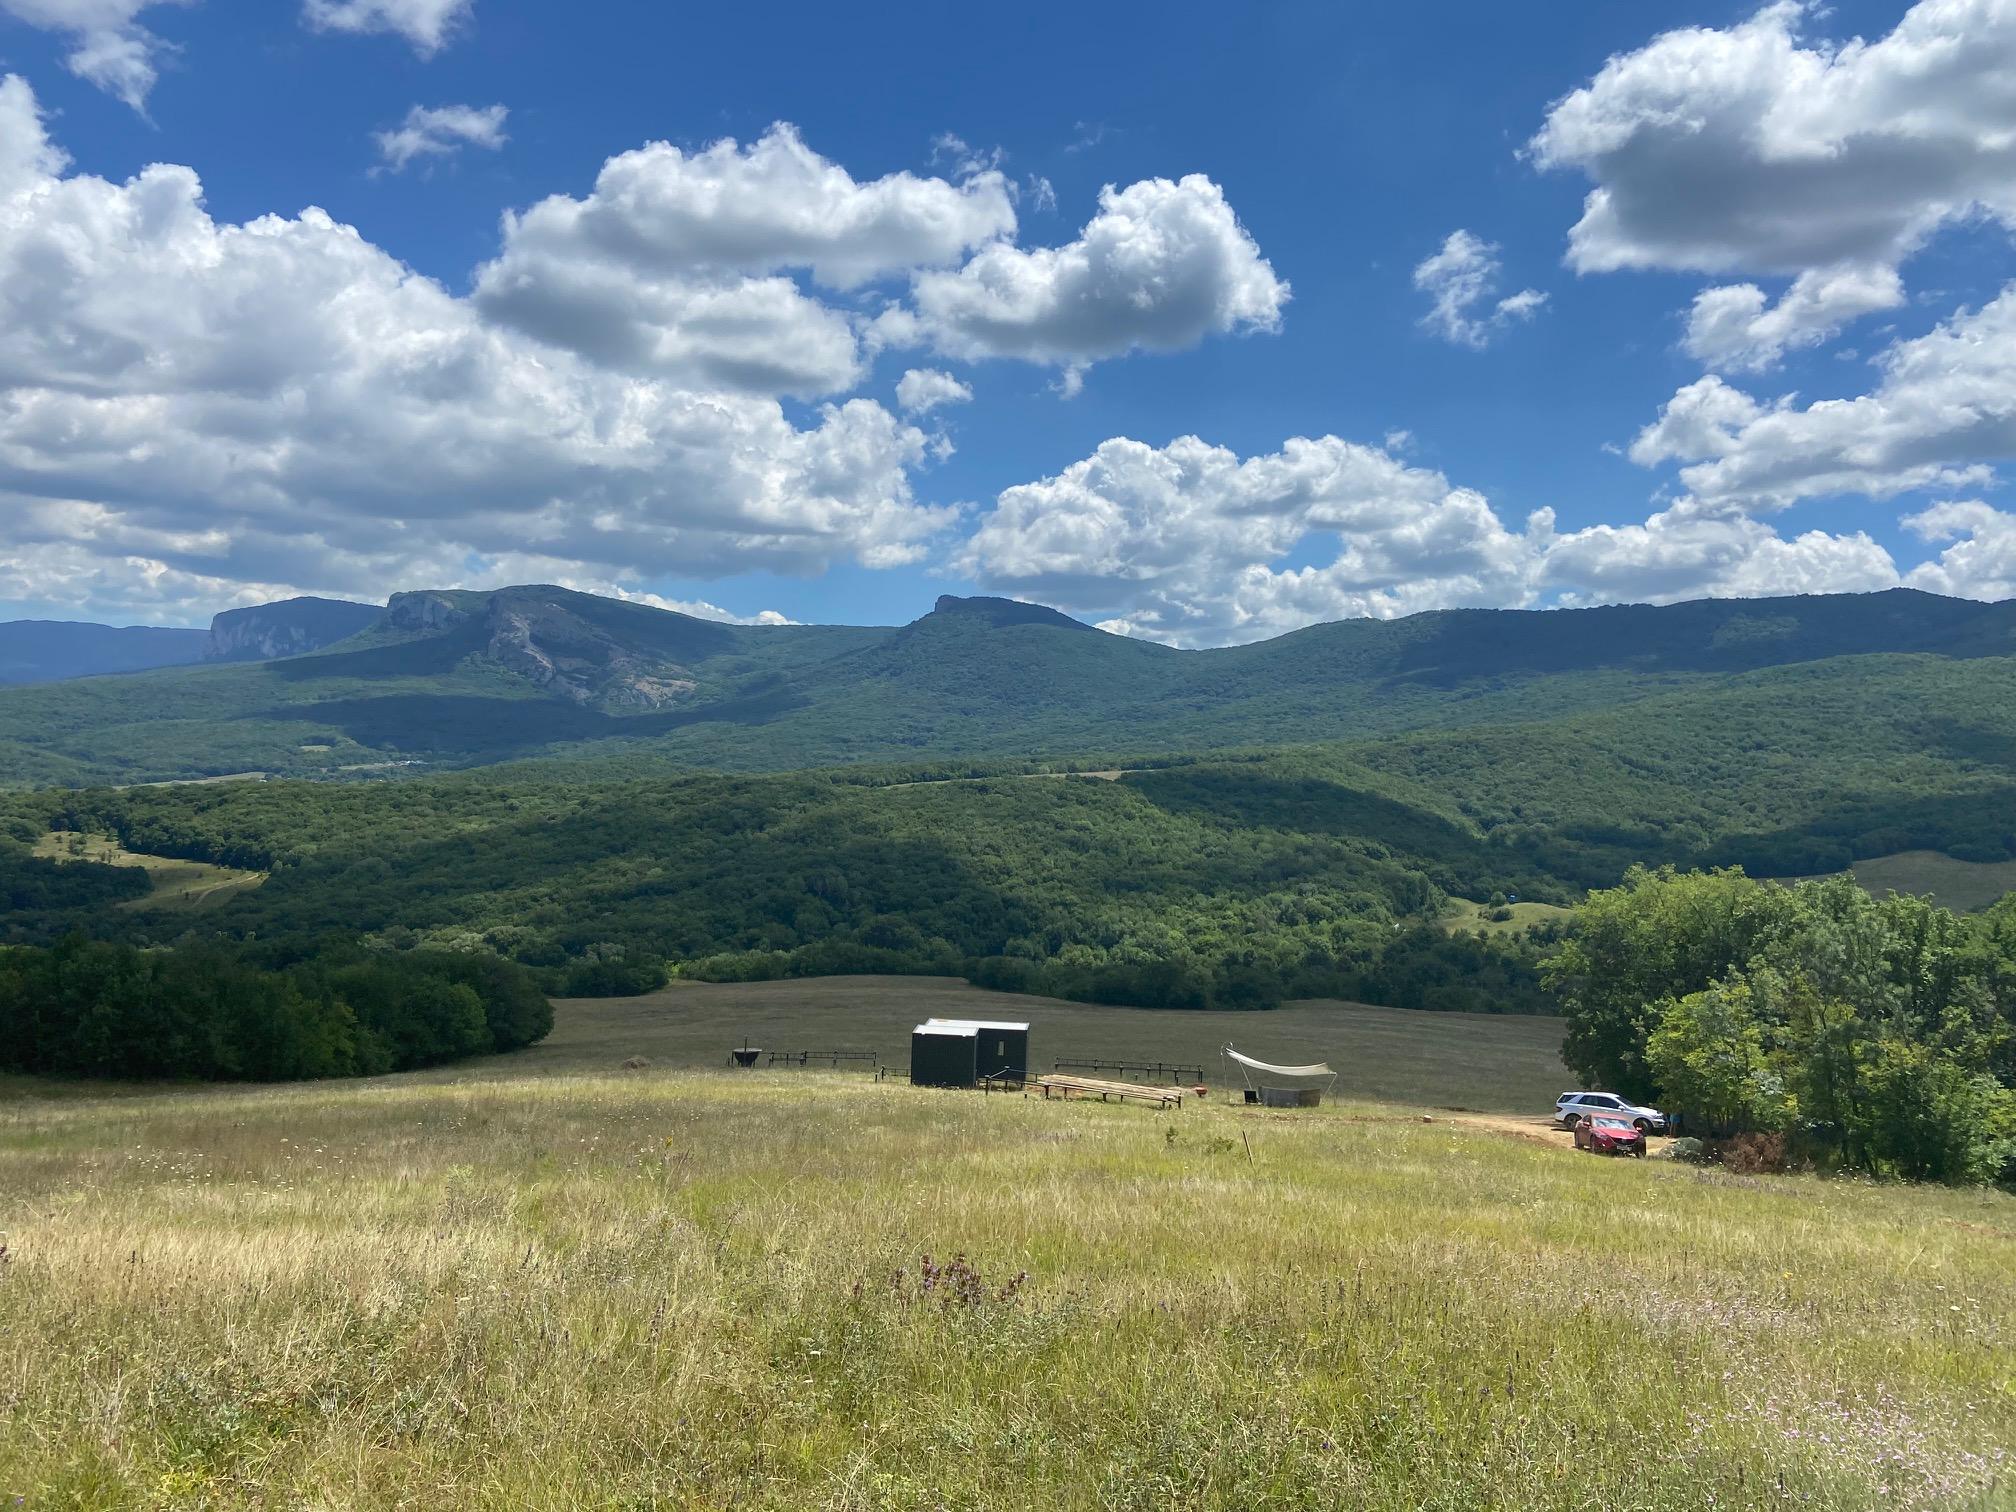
[[1554, 1091, 1666, 1133], [1574, 1114, 1648, 1158]]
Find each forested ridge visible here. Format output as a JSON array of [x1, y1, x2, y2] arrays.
[[3, 584, 2014, 786], [6, 587, 2016, 1160], [5, 638, 2016, 1020]]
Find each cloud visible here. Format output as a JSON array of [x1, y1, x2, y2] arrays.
[[1683, 263, 1905, 371], [471, 123, 1016, 396], [374, 102, 508, 174], [302, 0, 472, 55], [0, 0, 186, 111], [903, 174, 1287, 378], [1633, 287, 2016, 508], [1413, 230, 1547, 348], [1902, 500, 2016, 600], [0, 75, 954, 622], [895, 368, 971, 415], [599, 585, 800, 627], [956, 431, 1912, 646], [1539, 507, 1898, 604], [1530, 0, 2016, 278], [485, 123, 1016, 292]]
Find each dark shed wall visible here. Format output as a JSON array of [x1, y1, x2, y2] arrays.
[[975, 1028, 1028, 1080], [910, 1031, 977, 1088]]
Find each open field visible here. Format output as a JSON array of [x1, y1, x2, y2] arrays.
[[522, 976, 1572, 1113], [31, 830, 266, 911], [1440, 897, 1575, 937], [1776, 851, 2016, 914], [2, 1056, 2012, 1510]]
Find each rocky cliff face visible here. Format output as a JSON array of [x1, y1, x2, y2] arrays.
[[381, 586, 728, 708], [205, 597, 384, 662]]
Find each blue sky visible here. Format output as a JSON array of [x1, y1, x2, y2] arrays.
[[1, 0, 2013, 642]]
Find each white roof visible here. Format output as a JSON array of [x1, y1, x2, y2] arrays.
[[913, 1023, 978, 1038], [924, 1017, 1030, 1032]]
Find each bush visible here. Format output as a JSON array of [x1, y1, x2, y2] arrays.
[[1666, 1136, 1707, 1164], [1715, 1131, 1795, 1176]]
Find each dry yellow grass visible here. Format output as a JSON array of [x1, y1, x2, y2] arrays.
[[2, 1006, 2013, 1508]]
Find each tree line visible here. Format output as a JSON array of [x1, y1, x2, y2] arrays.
[[0, 936, 552, 1081], [1550, 867, 2016, 1184]]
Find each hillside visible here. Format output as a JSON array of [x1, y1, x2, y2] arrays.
[[11, 643, 2016, 1008], [0, 620, 208, 685], [0, 585, 2012, 786], [0, 595, 383, 690]]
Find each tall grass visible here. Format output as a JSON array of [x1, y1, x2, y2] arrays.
[[2, 1070, 2011, 1509]]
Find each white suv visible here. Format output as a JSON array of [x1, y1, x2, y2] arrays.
[[1554, 1091, 1666, 1134]]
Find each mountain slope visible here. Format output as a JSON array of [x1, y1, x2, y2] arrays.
[[0, 585, 2011, 786], [0, 622, 208, 686], [204, 598, 383, 662]]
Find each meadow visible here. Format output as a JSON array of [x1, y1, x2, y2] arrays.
[[2, 987, 2013, 1509], [29, 830, 264, 913], [522, 976, 1572, 1112]]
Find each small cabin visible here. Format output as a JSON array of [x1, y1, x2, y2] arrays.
[[923, 1018, 1029, 1081], [909, 1023, 979, 1087]]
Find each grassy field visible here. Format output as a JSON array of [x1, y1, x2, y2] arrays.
[[3, 1038, 2013, 1510], [1440, 898, 1575, 938], [32, 830, 265, 912], [525, 976, 1573, 1113], [1776, 851, 2016, 914]]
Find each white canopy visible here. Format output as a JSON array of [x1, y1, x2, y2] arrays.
[[1224, 1046, 1333, 1078]]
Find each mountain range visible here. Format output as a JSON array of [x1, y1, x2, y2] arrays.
[[0, 583, 2012, 787], [0, 597, 381, 686]]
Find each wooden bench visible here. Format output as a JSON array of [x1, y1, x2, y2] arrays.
[[1036, 1074, 1186, 1109]]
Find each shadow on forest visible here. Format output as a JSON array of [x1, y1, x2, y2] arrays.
[[241, 685, 807, 755]]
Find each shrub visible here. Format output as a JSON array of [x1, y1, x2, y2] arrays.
[[1716, 1131, 1795, 1176]]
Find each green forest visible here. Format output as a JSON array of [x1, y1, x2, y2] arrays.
[[1551, 868, 2016, 1185], [6, 585, 2016, 1184]]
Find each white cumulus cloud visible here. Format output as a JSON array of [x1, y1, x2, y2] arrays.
[[1683, 263, 1905, 372], [903, 174, 1288, 383], [1531, 0, 2016, 277], [0, 0, 186, 111], [1533, 0, 2016, 371], [894, 368, 971, 415], [955, 432, 1902, 646], [1902, 500, 2016, 600], [1413, 230, 1547, 348], [374, 103, 508, 174], [1633, 287, 2016, 509], [303, 0, 472, 55], [0, 74, 953, 623], [472, 123, 1017, 397]]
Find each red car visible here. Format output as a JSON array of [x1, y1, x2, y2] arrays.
[[1573, 1114, 1647, 1157]]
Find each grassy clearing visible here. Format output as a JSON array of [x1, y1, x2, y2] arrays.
[[31, 830, 265, 911], [1440, 898, 1575, 937], [1, 1056, 2011, 1510], [1775, 851, 2016, 914], [526, 976, 1572, 1114]]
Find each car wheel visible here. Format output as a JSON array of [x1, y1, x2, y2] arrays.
[[1633, 1118, 1650, 1133], [1562, 1113, 1580, 1129]]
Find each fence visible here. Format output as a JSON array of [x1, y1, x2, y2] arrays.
[[1051, 1058, 1205, 1083]]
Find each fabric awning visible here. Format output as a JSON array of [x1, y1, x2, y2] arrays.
[[1224, 1046, 1333, 1078]]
